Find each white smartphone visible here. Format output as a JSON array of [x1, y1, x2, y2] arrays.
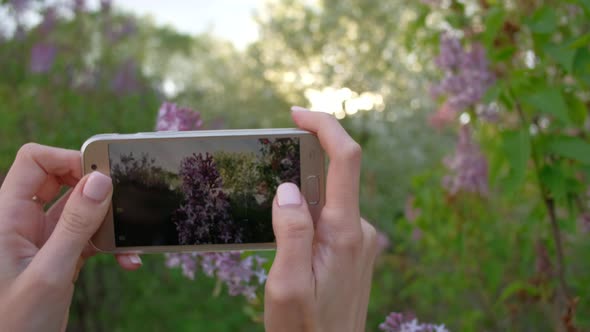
[[81, 129, 325, 253]]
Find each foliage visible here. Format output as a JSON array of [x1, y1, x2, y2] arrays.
[[256, 137, 301, 201], [2, 0, 588, 330]]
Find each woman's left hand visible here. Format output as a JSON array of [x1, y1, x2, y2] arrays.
[[0, 143, 141, 332]]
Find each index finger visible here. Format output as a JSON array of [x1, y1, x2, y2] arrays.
[[0, 143, 81, 202], [291, 107, 362, 213]]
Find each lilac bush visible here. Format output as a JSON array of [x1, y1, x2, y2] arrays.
[[173, 152, 242, 245], [158, 102, 267, 299], [380, 312, 449, 332]]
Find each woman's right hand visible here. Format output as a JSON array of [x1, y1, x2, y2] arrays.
[[265, 107, 378, 332]]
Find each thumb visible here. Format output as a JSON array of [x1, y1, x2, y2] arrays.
[[269, 183, 315, 280], [28, 172, 112, 284]]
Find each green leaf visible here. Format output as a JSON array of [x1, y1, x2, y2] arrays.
[[539, 165, 567, 200], [579, 0, 590, 15], [491, 46, 517, 62], [546, 136, 590, 164], [544, 44, 577, 73], [483, 8, 505, 47], [498, 281, 541, 303], [483, 82, 502, 104], [502, 129, 530, 192], [527, 7, 558, 34], [566, 94, 588, 125], [521, 86, 570, 123], [573, 48, 590, 86], [568, 33, 590, 49]]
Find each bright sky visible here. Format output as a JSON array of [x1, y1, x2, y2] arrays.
[[115, 0, 261, 49]]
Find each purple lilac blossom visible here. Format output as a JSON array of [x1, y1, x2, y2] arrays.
[[156, 102, 267, 299], [579, 213, 590, 234], [100, 0, 111, 13], [376, 231, 391, 255], [39, 7, 57, 36], [404, 196, 421, 222], [73, 0, 85, 13], [156, 102, 203, 131], [111, 59, 140, 94], [173, 152, 242, 245], [107, 19, 137, 42], [430, 34, 495, 125], [9, 0, 29, 15], [442, 125, 489, 196], [379, 312, 449, 332], [30, 43, 57, 73], [165, 252, 267, 300]]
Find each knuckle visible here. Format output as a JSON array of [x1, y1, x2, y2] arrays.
[[333, 228, 363, 252], [60, 209, 91, 236], [278, 213, 312, 240], [16, 143, 41, 159], [338, 141, 362, 163], [362, 220, 379, 256], [265, 280, 307, 305]]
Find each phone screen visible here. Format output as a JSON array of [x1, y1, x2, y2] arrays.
[[108, 136, 300, 247]]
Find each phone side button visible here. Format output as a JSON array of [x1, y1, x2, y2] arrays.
[[306, 176, 320, 205]]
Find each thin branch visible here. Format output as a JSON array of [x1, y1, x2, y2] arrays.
[[514, 101, 571, 303]]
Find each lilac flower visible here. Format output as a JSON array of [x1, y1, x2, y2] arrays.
[[111, 59, 140, 94], [380, 312, 449, 332], [73, 0, 86, 13], [100, 0, 112, 13], [431, 34, 495, 122], [578, 213, 590, 234], [156, 102, 203, 131], [39, 7, 57, 36], [165, 252, 267, 300], [442, 125, 489, 196], [9, 0, 29, 15], [107, 19, 137, 42], [404, 196, 421, 222], [156, 102, 267, 299], [376, 231, 391, 255], [30, 43, 57, 73], [173, 152, 242, 245]]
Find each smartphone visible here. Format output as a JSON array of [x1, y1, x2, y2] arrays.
[[81, 129, 325, 253]]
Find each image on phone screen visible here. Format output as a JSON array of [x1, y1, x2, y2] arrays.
[[108, 137, 300, 247]]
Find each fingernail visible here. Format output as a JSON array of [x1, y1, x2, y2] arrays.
[[277, 183, 302, 207], [83, 172, 112, 202], [291, 105, 310, 112], [129, 254, 142, 265]]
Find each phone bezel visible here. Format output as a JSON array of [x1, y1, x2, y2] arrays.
[[82, 128, 325, 253]]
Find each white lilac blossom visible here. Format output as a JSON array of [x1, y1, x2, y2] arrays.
[[157, 102, 267, 299], [430, 34, 495, 127], [380, 312, 449, 332], [442, 125, 489, 196]]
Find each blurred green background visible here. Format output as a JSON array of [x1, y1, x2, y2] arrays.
[[1, 0, 589, 331]]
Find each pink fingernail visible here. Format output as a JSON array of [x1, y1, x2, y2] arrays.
[[129, 255, 142, 265], [291, 106, 310, 112], [83, 172, 112, 202], [277, 183, 302, 207]]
